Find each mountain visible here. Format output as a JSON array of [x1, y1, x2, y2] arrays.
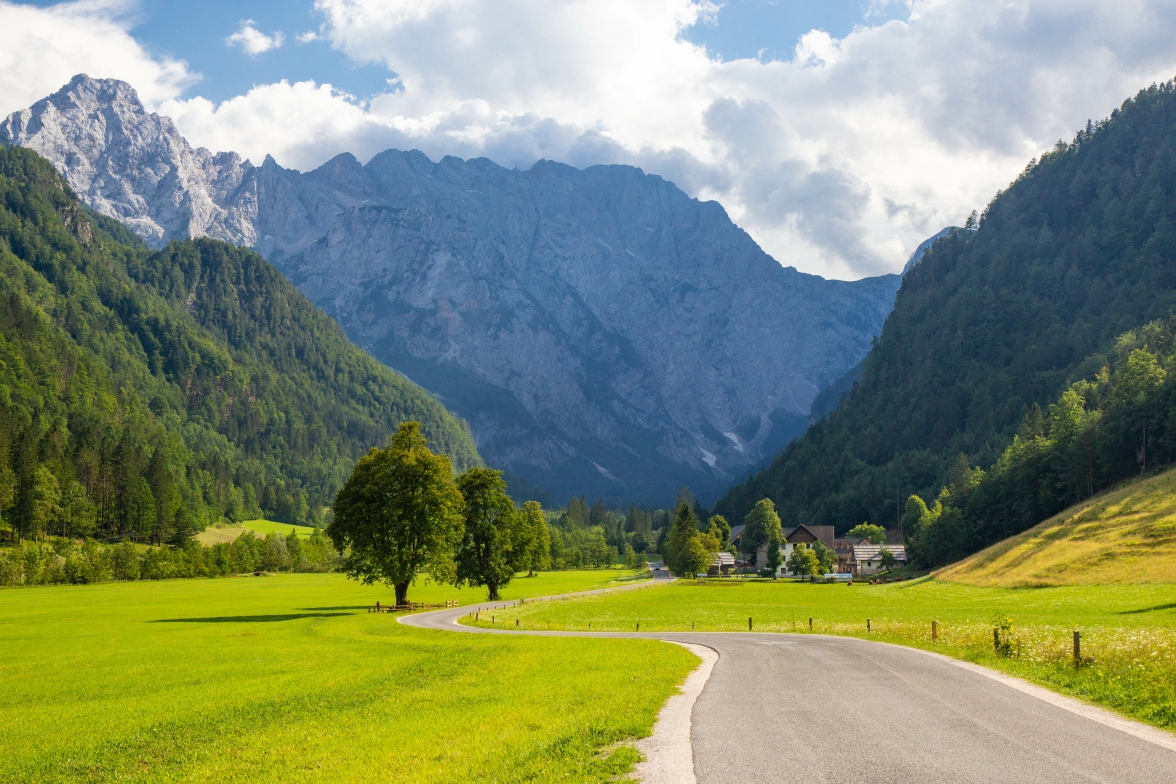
[[715, 79, 1176, 544], [3, 75, 902, 505], [0, 145, 478, 540]]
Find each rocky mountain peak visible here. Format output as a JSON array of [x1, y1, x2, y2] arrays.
[[5, 75, 904, 504]]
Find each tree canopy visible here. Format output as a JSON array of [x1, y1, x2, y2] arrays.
[[0, 145, 480, 543], [328, 422, 465, 604], [455, 468, 528, 600]]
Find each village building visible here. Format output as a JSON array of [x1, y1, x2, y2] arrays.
[[754, 524, 836, 574], [708, 551, 736, 577], [846, 542, 907, 576]]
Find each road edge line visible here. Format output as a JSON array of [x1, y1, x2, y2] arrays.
[[633, 642, 718, 784], [903, 645, 1176, 753]]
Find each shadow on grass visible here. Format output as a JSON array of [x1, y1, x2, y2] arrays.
[[297, 605, 373, 611], [1117, 603, 1176, 615], [149, 613, 355, 623]]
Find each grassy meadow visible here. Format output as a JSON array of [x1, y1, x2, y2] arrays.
[[937, 468, 1176, 586], [0, 569, 698, 783], [196, 519, 319, 546], [468, 578, 1176, 731]]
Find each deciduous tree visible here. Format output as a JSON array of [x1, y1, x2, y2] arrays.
[[786, 543, 820, 577], [455, 468, 526, 600], [741, 498, 780, 558], [521, 500, 550, 574], [328, 421, 465, 605], [846, 523, 887, 544]]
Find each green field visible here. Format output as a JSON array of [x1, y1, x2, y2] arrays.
[[0, 570, 697, 783], [197, 519, 319, 546], [469, 578, 1176, 731]]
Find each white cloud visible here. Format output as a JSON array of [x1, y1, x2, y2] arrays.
[[3, 0, 1176, 279], [225, 19, 284, 56], [0, 0, 192, 114], [290, 0, 1176, 277]]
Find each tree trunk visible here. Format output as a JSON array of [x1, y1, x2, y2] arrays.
[[394, 582, 409, 606], [487, 581, 499, 601]]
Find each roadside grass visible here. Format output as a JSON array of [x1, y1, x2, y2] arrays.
[[938, 467, 1176, 586], [468, 578, 1176, 731], [0, 570, 695, 783]]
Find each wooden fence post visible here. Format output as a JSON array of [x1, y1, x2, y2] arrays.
[[1074, 630, 1081, 667], [932, 620, 938, 641], [867, 618, 871, 632], [749, 617, 753, 631], [809, 617, 813, 630], [994, 627, 1000, 652]]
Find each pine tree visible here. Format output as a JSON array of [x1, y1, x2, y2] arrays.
[[664, 501, 700, 577]]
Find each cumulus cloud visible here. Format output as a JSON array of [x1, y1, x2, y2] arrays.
[[3, 0, 1176, 278], [0, 0, 192, 114], [225, 20, 284, 56]]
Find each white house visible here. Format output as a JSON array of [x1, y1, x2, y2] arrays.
[[754, 524, 837, 576]]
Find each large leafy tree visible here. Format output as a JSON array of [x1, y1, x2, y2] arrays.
[[846, 523, 886, 544], [786, 543, 821, 577], [328, 422, 465, 605], [520, 500, 551, 575], [663, 501, 700, 577], [455, 468, 526, 600], [741, 498, 781, 559]]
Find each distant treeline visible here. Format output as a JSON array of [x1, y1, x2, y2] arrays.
[[906, 316, 1176, 567], [0, 527, 338, 586]]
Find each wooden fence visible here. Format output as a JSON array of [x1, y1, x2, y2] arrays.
[[368, 600, 459, 613]]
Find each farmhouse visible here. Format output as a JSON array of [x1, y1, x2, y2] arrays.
[[846, 543, 907, 577], [754, 525, 836, 574], [708, 551, 736, 577]]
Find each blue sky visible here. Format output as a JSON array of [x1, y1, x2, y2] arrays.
[[3, 0, 1174, 279]]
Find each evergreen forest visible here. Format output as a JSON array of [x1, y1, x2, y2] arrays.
[[0, 146, 480, 544], [715, 79, 1176, 561]]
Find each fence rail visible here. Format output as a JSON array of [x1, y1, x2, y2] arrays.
[[368, 600, 459, 613]]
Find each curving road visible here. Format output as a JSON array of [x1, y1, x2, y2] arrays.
[[401, 584, 1176, 783]]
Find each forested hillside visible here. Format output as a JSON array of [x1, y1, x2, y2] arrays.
[[715, 79, 1176, 545], [0, 147, 479, 542], [907, 315, 1176, 567]]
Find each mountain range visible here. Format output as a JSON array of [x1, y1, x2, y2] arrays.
[[3, 75, 903, 504]]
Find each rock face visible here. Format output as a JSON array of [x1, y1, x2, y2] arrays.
[[3, 75, 902, 504]]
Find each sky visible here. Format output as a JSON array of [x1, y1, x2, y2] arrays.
[[1, 0, 1175, 280]]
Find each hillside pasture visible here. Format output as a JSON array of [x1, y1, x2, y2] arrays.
[[196, 519, 318, 546], [0, 570, 694, 783], [937, 467, 1176, 587]]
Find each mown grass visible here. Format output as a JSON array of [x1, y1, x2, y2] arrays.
[[0, 570, 696, 783], [469, 578, 1176, 731], [938, 467, 1176, 586]]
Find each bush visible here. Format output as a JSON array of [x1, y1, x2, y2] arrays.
[[0, 528, 340, 587]]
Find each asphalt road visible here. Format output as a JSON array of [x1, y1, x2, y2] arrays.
[[402, 588, 1176, 783]]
